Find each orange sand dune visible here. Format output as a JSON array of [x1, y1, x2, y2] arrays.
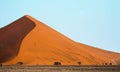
[[1, 15, 120, 65]]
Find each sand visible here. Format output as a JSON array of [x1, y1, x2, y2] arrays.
[[1, 15, 120, 65]]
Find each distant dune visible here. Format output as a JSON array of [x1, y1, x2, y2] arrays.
[[0, 15, 120, 65]]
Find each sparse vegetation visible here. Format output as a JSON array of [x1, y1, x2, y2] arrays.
[[0, 65, 120, 72], [17, 62, 23, 65], [105, 63, 108, 65], [54, 62, 61, 65], [77, 62, 81, 65], [109, 63, 112, 65], [0, 64, 2, 67], [103, 62, 113, 65]]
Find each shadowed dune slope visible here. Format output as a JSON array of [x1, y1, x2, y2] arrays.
[[0, 16, 35, 63], [1, 15, 120, 65]]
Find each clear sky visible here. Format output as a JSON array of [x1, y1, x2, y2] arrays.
[[0, 0, 120, 53]]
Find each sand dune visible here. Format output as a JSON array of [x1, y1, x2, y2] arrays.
[[0, 15, 120, 65], [0, 16, 35, 63]]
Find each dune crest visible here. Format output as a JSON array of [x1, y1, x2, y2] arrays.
[[0, 15, 120, 65]]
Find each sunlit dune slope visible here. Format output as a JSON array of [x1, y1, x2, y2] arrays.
[[76, 43, 120, 65], [1, 15, 120, 65]]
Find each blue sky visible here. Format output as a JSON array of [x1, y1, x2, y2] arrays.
[[0, 0, 120, 53]]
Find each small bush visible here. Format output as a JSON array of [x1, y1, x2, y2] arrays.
[[109, 63, 112, 65], [78, 62, 81, 65], [17, 62, 23, 65], [0, 64, 2, 67], [54, 62, 61, 65], [105, 63, 108, 65]]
